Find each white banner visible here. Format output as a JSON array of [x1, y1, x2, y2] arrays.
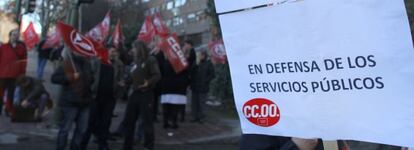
[[218, 0, 414, 147], [215, 0, 273, 13]]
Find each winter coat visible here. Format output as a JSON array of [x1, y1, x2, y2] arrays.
[[191, 59, 215, 93], [0, 42, 27, 78], [37, 40, 52, 59], [157, 52, 191, 95], [18, 77, 48, 104], [90, 57, 124, 99], [51, 55, 93, 107], [130, 55, 161, 92]]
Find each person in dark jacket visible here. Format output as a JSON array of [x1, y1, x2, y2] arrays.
[[123, 41, 161, 150], [157, 53, 189, 128], [109, 50, 135, 137], [14, 75, 50, 120], [158, 39, 196, 128], [151, 46, 162, 122], [80, 47, 124, 150], [190, 50, 214, 123], [36, 40, 52, 80], [52, 49, 94, 150], [179, 40, 197, 122]]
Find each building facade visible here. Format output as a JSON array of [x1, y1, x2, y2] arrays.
[[141, 0, 212, 47]]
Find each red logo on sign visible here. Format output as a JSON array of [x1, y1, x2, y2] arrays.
[[243, 98, 281, 127]]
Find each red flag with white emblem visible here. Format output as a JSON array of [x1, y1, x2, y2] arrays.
[[56, 21, 110, 65], [208, 39, 227, 64], [42, 28, 61, 49], [160, 33, 188, 73], [86, 11, 111, 44], [22, 22, 40, 50], [152, 14, 169, 37], [112, 19, 123, 48], [137, 16, 155, 44]]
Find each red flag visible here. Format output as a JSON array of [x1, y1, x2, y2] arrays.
[[22, 22, 40, 50], [152, 14, 169, 37], [160, 33, 188, 73], [208, 39, 227, 64], [93, 40, 111, 65], [86, 11, 111, 43], [56, 21, 110, 65], [112, 19, 123, 48], [138, 16, 155, 44], [42, 29, 61, 49]]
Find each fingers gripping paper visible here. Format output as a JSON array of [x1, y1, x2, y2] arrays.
[[217, 0, 414, 147]]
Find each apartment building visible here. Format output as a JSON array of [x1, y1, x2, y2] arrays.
[[141, 0, 212, 47]]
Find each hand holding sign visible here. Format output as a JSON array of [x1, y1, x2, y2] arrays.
[[160, 33, 188, 73]]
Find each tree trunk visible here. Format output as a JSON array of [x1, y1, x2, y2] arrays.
[[40, 0, 52, 39]]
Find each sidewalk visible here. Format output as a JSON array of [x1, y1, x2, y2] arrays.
[[0, 102, 241, 146], [111, 100, 241, 145]]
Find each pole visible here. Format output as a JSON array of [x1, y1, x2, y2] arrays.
[[69, 0, 79, 27], [15, 0, 23, 29], [78, 4, 82, 32], [65, 0, 80, 73], [66, 47, 78, 73]]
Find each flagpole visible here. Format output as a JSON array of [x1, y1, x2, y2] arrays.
[[65, 47, 78, 73], [66, 0, 80, 74], [78, 4, 83, 32], [15, 0, 22, 29]]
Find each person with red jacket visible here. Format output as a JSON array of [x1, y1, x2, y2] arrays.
[[0, 29, 28, 116]]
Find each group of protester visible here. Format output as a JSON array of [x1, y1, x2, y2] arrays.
[[54, 38, 215, 150], [0, 27, 215, 150]]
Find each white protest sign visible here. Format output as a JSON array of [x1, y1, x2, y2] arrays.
[[215, 0, 272, 13], [217, 0, 414, 147]]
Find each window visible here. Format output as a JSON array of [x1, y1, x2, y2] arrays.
[[175, 0, 186, 7], [196, 10, 204, 16], [167, 1, 174, 10], [149, 8, 155, 15], [153, 6, 160, 13], [196, 10, 205, 20], [171, 8, 180, 16], [141, 0, 149, 3], [187, 13, 196, 23], [173, 17, 183, 26], [165, 19, 172, 27], [144, 9, 150, 16], [174, 0, 180, 7]]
